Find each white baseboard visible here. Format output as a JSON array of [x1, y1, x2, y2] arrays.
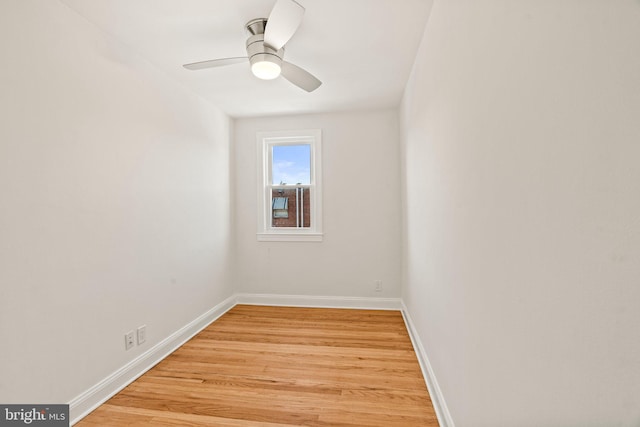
[[401, 302, 455, 427], [235, 293, 402, 310], [68, 294, 237, 425]]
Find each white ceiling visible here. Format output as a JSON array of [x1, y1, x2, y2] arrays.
[[60, 0, 432, 118]]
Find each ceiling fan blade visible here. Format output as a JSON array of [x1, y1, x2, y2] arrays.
[[281, 61, 322, 92], [183, 57, 248, 70], [263, 0, 305, 51]]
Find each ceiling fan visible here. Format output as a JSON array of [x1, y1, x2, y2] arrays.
[[183, 0, 321, 92]]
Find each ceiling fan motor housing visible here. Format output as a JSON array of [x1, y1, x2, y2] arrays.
[[245, 18, 284, 76]]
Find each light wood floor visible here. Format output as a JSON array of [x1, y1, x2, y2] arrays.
[[77, 305, 438, 426]]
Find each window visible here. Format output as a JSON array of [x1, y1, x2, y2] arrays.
[[272, 197, 289, 218], [257, 129, 322, 241]]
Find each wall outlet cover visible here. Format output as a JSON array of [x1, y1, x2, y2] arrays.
[[125, 331, 135, 350]]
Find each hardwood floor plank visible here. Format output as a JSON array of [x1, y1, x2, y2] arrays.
[[315, 410, 439, 427], [93, 405, 300, 427], [76, 305, 437, 426]]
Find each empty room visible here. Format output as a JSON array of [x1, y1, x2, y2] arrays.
[[1, 1, 639, 426]]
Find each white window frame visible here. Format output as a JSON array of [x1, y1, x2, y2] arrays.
[[257, 129, 323, 242]]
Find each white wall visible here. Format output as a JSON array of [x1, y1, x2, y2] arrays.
[[0, 0, 234, 404], [401, 1, 640, 426], [234, 111, 401, 298]]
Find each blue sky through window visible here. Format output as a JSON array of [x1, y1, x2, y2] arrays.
[[272, 144, 311, 185]]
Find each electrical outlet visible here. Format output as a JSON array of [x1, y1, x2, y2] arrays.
[[125, 331, 135, 350], [137, 325, 147, 345], [375, 280, 382, 292]]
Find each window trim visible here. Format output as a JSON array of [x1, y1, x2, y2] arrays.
[[256, 129, 323, 242]]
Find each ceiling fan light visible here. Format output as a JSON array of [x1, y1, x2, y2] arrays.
[[251, 59, 281, 80], [249, 52, 282, 80]]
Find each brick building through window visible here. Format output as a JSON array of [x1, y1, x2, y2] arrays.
[[271, 187, 311, 228]]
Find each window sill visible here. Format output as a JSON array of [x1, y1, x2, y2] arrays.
[[257, 232, 323, 242]]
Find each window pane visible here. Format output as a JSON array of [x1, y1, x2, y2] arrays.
[[272, 144, 311, 185], [271, 187, 310, 228]]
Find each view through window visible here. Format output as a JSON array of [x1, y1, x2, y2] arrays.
[[271, 144, 311, 228]]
